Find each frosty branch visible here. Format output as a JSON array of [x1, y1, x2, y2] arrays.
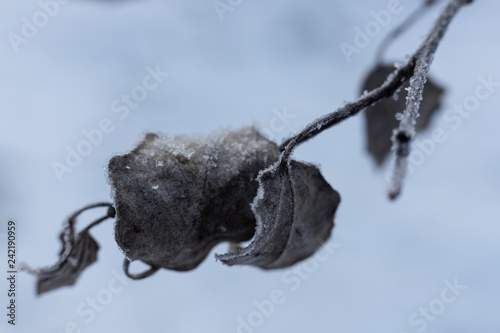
[[280, 0, 472, 199], [388, 0, 471, 199]]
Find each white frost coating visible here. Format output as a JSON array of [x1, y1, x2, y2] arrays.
[[392, 87, 400, 101], [385, 72, 396, 83], [249, 159, 280, 235], [131, 128, 274, 187], [388, 0, 470, 199]]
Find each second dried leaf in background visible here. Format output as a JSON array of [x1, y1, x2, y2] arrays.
[[361, 63, 445, 165]]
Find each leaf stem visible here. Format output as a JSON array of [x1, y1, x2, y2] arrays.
[[123, 259, 160, 280], [21, 202, 115, 275]]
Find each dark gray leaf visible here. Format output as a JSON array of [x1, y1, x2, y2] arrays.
[[37, 230, 99, 295], [361, 63, 445, 165], [108, 127, 280, 271], [216, 159, 340, 269]]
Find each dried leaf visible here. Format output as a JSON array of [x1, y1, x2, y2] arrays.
[[108, 127, 280, 271], [216, 159, 340, 269], [361, 63, 445, 165], [37, 230, 99, 294]]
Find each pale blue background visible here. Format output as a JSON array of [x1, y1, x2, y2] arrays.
[[1, 0, 499, 332]]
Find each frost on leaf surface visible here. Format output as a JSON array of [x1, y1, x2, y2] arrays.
[[361, 63, 444, 165], [108, 127, 280, 271], [216, 159, 340, 269], [36, 230, 99, 295]]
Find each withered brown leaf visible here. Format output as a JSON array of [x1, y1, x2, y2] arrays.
[[36, 230, 99, 295], [216, 159, 340, 268], [108, 127, 280, 271], [361, 63, 445, 165]]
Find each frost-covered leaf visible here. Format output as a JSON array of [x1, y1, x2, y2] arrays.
[[361, 63, 445, 165], [216, 159, 340, 269], [108, 127, 280, 271], [36, 230, 99, 295]]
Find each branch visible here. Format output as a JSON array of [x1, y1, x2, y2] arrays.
[[388, 0, 472, 199], [279, 0, 472, 198]]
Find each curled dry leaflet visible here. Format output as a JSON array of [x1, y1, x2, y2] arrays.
[[22, 0, 472, 294], [22, 203, 116, 294]]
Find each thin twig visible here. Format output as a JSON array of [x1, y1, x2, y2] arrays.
[[388, 0, 472, 199], [375, 0, 438, 63]]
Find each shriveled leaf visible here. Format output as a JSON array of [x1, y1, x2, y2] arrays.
[[37, 230, 99, 295], [108, 127, 280, 271], [216, 159, 340, 269], [361, 63, 445, 165]]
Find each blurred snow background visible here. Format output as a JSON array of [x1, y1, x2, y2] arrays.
[[1, 0, 499, 332]]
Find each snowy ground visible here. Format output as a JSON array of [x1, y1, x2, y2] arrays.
[[1, 0, 499, 332]]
